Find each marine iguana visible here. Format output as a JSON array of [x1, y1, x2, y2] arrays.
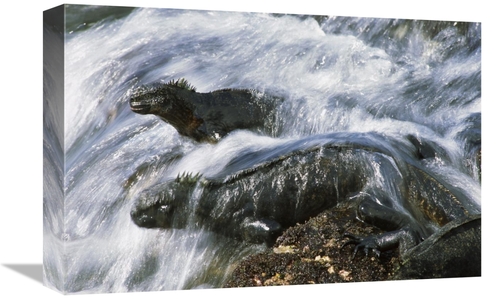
[[128, 79, 480, 259], [128, 78, 283, 143], [130, 132, 480, 255]]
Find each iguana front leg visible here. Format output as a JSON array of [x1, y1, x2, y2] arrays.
[[342, 194, 425, 258], [343, 228, 415, 259]]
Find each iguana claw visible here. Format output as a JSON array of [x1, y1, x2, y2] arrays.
[[342, 232, 381, 260]]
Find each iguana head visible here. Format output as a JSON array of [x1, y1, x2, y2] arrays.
[[129, 78, 196, 115], [129, 78, 210, 142], [130, 173, 201, 229]]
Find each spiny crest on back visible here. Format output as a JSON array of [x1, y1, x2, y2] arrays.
[[166, 78, 197, 92], [175, 171, 202, 184]]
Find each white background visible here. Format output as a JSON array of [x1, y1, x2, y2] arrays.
[[1, 0, 497, 298]]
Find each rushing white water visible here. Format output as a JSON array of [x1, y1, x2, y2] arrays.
[[43, 6, 481, 293]]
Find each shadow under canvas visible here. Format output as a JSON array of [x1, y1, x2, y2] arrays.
[[3, 264, 43, 284]]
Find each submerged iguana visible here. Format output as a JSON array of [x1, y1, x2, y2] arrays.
[[129, 78, 283, 143], [130, 132, 480, 256]]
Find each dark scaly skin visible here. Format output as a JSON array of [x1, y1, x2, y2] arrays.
[[129, 79, 283, 143], [130, 133, 480, 251]]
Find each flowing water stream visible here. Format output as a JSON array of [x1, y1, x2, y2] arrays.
[[43, 5, 481, 294]]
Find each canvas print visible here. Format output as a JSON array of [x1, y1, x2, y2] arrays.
[[43, 4, 481, 294]]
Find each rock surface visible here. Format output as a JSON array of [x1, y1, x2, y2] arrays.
[[224, 205, 399, 287], [224, 205, 480, 287]]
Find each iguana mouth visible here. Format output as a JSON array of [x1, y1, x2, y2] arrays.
[[129, 100, 151, 113]]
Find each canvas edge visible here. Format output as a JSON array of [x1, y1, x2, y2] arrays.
[[43, 4, 66, 294]]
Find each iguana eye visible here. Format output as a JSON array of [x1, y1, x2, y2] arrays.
[[159, 205, 171, 213]]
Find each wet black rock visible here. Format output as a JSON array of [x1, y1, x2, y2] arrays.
[[394, 215, 481, 279]]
